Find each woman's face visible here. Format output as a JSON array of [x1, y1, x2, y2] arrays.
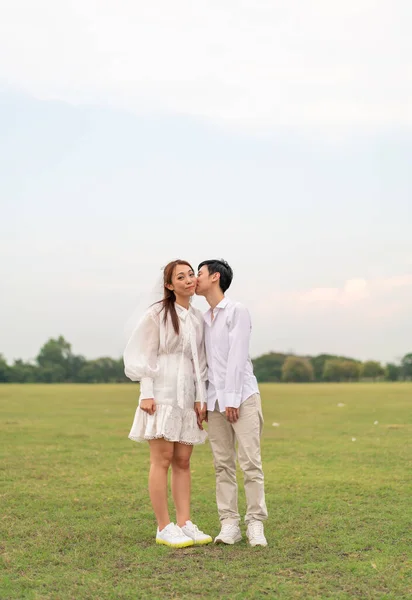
[[169, 264, 196, 298]]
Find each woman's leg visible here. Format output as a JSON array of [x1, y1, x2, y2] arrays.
[[171, 442, 193, 527], [148, 439, 174, 530]]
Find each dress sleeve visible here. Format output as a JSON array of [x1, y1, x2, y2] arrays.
[[123, 308, 161, 400], [193, 314, 208, 405]]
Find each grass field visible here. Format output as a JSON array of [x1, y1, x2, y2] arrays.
[[1, 383, 411, 599]]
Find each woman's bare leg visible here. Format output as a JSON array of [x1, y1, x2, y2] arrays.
[[148, 439, 174, 530], [171, 442, 193, 527]]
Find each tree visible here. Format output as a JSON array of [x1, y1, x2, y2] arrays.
[[1, 337, 129, 384], [35, 336, 86, 382], [36, 336, 72, 376], [401, 353, 412, 380], [10, 359, 38, 383], [385, 363, 400, 381], [77, 357, 127, 383], [311, 354, 361, 382], [66, 354, 87, 382], [252, 352, 286, 382], [310, 354, 336, 381], [36, 364, 67, 383], [323, 359, 344, 382], [360, 361, 384, 380], [282, 356, 314, 383], [340, 360, 361, 381], [0, 354, 11, 383], [322, 359, 361, 382], [77, 363, 100, 383]]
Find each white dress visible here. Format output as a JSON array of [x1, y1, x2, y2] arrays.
[[124, 302, 208, 445]]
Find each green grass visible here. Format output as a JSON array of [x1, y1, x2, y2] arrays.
[[1, 383, 411, 599]]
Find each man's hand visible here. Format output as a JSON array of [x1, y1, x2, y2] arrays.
[[140, 398, 156, 415], [195, 402, 207, 430], [225, 407, 240, 423]]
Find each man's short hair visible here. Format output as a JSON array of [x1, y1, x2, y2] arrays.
[[198, 259, 233, 293]]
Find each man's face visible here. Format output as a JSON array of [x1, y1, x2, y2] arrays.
[[196, 265, 212, 296]]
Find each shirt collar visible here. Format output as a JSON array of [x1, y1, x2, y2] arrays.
[[215, 297, 229, 309], [175, 302, 189, 322], [204, 296, 229, 325]]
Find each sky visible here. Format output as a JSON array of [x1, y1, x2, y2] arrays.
[[1, 0, 411, 364]]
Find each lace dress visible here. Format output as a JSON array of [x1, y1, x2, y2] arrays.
[[124, 302, 208, 445]]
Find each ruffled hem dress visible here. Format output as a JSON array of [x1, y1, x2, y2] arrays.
[[124, 302, 208, 445]]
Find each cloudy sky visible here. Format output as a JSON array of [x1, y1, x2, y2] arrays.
[[1, 0, 411, 364]]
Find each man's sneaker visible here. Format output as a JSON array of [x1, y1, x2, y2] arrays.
[[214, 523, 242, 545], [156, 523, 194, 548], [246, 520, 268, 547], [181, 521, 213, 545]]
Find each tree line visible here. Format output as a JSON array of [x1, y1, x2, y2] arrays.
[[0, 337, 127, 384], [0, 336, 411, 384], [253, 352, 412, 383]]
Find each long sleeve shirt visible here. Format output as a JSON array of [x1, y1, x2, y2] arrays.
[[203, 297, 259, 411]]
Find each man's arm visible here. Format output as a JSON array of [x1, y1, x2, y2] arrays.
[[224, 304, 252, 417]]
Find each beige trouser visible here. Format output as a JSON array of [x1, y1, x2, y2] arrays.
[[207, 393, 268, 525]]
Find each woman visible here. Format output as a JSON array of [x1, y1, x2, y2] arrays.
[[124, 259, 212, 548]]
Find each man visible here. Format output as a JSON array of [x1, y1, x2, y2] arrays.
[[196, 259, 268, 547]]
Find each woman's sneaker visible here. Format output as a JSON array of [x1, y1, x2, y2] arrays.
[[156, 523, 194, 548], [214, 523, 242, 545], [181, 520, 213, 545], [246, 520, 268, 547]]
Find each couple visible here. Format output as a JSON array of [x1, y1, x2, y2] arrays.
[[124, 259, 268, 548]]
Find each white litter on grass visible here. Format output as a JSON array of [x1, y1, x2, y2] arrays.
[[352, 437, 356, 442], [272, 422, 280, 427], [374, 421, 379, 425], [337, 403, 345, 407]]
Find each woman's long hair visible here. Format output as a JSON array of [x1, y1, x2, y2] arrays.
[[157, 260, 194, 335]]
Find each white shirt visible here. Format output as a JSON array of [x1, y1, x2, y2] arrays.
[[124, 303, 207, 409], [203, 297, 259, 412]]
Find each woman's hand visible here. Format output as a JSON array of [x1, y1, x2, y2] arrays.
[[195, 402, 207, 430], [140, 398, 156, 415]]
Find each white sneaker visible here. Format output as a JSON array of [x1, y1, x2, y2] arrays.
[[214, 523, 242, 545], [246, 520, 268, 547], [156, 523, 194, 548], [181, 521, 213, 545]]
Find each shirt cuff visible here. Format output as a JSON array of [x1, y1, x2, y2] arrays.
[[224, 392, 242, 409], [195, 381, 207, 405], [139, 377, 154, 400]]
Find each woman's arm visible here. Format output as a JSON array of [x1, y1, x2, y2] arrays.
[[123, 308, 161, 401]]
